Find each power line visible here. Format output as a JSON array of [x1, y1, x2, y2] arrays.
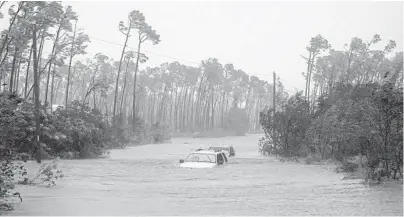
[[85, 35, 302, 93], [87, 35, 200, 66], [87, 35, 285, 77]]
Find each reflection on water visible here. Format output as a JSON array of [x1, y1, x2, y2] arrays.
[[7, 135, 403, 216]]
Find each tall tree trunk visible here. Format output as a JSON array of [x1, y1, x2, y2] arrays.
[[93, 76, 96, 110], [132, 39, 142, 129], [120, 59, 130, 116], [15, 54, 23, 94], [185, 87, 194, 131], [256, 97, 261, 130], [190, 91, 195, 132], [307, 55, 315, 111], [32, 24, 40, 150], [37, 32, 45, 70], [113, 28, 131, 126], [205, 97, 210, 131], [304, 52, 312, 102], [9, 48, 18, 92], [174, 87, 179, 131], [45, 24, 62, 106], [211, 86, 214, 131], [169, 89, 174, 129], [24, 44, 33, 98], [65, 21, 77, 106], [159, 84, 169, 123], [221, 91, 226, 128], [54, 79, 61, 105], [182, 86, 189, 130], [50, 65, 56, 112]]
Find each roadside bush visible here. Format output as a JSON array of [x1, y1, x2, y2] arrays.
[[51, 101, 111, 158], [336, 161, 359, 173], [259, 92, 311, 157], [304, 154, 323, 165], [0, 93, 113, 159], [0, 157, 24, 212], [27, 158, 64, 187], [258, 136, 274, 156], [259, 81, 403, 183]]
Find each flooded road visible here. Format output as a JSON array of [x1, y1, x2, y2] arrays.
[[8, 135, 403, 216]]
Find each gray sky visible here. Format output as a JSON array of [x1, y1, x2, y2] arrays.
[[3, 1, 404, 93]]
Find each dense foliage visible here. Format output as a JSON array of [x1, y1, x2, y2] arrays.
[[0, 91, 136, 159], [260, 34, 403, 183]]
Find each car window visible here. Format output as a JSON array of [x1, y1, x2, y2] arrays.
[[186, 153, 216, 163]]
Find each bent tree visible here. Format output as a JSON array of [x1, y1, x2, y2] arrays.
[[131, 15, 160, 130]]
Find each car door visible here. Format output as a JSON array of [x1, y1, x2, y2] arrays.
[[217, 153, 225, 167], [217, 153, 228, 167], [222, 153, 228, 165]]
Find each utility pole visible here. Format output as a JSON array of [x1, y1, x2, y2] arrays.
[[273, 71, 277, 157]]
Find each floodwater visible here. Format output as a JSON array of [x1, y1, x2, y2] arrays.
[[7, 135, 403, 216]]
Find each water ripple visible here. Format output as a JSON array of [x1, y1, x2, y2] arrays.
[[7, 135, 403, 216]]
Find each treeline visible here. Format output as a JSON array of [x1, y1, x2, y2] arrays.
[[260, 34, 403, 183], [0, 1, 274, 138]]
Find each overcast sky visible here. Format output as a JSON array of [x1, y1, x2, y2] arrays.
[[2, 1, 403, 93]]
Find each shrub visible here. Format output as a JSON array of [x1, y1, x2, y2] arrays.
[[258, 136, 274, 156], [0, 93, 114, 159], [51, 101, 111, 158], [27, 158, 64, 187]]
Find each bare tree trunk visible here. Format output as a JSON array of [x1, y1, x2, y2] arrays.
[[15, 54, 23, 94], [50, 65, 56, 112], [307, 54, 316, 111], [304, 52, 312, 102], [37, 32, 45, 70], [45, 24, 63, 106], [120, 59, 130, 115], [182, 86, 189, 130], [65, 20, 77, 106], [132, 39, 142, 129], [32, 24, 40, 151], [113, 27, 131, 126], [24, 44, 33, 98], [211, 85, 214, 131], [9, 48, 18, 92], [54, 79, 61, 105]]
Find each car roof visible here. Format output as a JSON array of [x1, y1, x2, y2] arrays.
[[209, 146, 230, 150], [190, 150, 225, 155], [209, 145, 233, 148]]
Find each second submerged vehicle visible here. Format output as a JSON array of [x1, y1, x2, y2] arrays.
[[208, 145, 236, 157]]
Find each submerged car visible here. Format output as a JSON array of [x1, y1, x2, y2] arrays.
[[179, 149, 228, 168], [208, 145, 236, 157]]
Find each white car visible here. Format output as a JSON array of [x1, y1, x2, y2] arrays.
[[179, 149, 228, 168]]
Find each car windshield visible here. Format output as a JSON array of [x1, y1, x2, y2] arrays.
[[210, 147, 228, 151], [185, 153, 216, 163]]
